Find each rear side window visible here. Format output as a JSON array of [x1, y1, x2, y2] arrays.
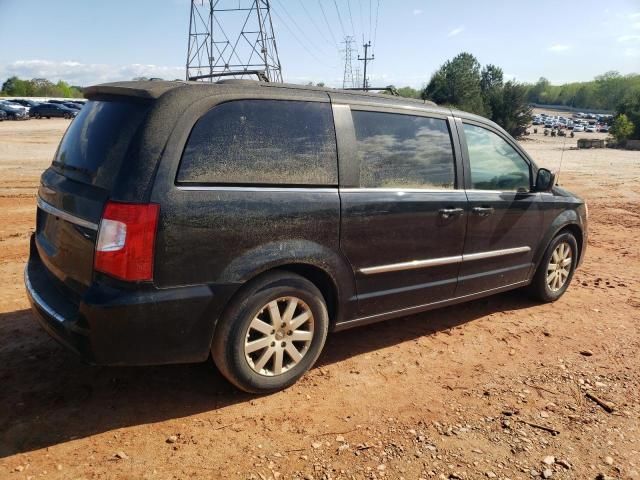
[[178, 100, 337, 186], [53, 100, 149, 189], [352, 110, 456, 189], [463, 123, 531, 191]]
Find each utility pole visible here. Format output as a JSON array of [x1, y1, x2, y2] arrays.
[[341, 36, 356, 89], [186, 0, 283, 82], [358, 41, 374, 90]]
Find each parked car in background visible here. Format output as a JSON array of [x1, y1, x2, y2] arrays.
[[573, 124, 585, 132], [30, 103, 78, 119], [0, 109, 7, 121], [63, 102, 82, 110], [11, 99, 41, 109], [598, 125, 609, 133], [25, 80, 588, 393], [0, 101, 29, 120], [585, 125, 598, 133]]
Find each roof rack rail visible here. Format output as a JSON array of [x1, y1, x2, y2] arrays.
[[342, 86, 400, 96], [188, 70, 269, 82]]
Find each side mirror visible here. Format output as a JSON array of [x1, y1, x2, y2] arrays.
[[535, 168, 556, 192]]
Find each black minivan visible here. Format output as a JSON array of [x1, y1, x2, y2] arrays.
[[25, 80, 587, 393]]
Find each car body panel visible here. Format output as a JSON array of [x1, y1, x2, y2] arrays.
[[25, 80, 587, 366]]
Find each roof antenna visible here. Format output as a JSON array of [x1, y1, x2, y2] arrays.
[[555, 132, 568, 186]]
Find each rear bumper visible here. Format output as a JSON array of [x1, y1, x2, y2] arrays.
[[25, 239, 239, 366]]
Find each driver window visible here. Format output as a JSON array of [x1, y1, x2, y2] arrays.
[[463, 123, 531, 191]]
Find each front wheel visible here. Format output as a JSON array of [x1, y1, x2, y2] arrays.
[[211, 271, 329, 393], [528, 232, 578, 302]]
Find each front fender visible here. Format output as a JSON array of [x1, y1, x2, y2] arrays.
[[532, 208, 585, 274]]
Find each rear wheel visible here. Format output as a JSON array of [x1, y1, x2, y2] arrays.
[[528, 232, 578, 302], [211, 271, 329, 393]]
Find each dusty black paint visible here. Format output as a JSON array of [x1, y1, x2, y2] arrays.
[[26, 79, 587, 367]]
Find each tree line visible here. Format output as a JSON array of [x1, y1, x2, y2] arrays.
[[1, 76, 83, 98], [526, 72, 640, 111], [388, 52, 639, 141], [2, 59, 638, 141], [386, 53, 532, 137]]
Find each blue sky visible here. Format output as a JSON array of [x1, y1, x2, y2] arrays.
[[1, 0, 639, 88]]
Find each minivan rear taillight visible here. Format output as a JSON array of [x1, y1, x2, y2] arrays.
[[94, 202, 160, 281]]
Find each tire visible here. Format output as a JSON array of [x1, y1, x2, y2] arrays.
[[212, 271, 329, 393], [528, 232, 578, 302]]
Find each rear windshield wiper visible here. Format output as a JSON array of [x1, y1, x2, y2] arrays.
[[52, 160, 94, 178]]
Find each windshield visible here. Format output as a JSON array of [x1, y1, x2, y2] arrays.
[[52, 99, 149, 189]]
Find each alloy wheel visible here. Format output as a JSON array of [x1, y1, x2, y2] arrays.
[[244, 296, 314, 376], [546, 241, 572, 292]]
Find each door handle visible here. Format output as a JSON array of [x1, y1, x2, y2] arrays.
[[439, 207, 464, 219], [472, 206, 495, 217]]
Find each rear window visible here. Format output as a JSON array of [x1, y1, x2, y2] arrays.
[[52, 100, 149, 189], [177, 100, 338, 186]]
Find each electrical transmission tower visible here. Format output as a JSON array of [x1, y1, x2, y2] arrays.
[[186, 0, 283, 82], [341, 36, 357, 89], [358, 41, 374, 90]]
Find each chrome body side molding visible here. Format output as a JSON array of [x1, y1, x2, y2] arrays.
[[359, 246, 531, 275]]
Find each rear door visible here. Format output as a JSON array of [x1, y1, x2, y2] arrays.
[[336, 104, 468, 317], [35, 99, 150, 295], [455, 119, 544, 296]]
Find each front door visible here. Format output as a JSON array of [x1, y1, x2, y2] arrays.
[[456, 121, 544, 296], [338, 107, 468, 317]]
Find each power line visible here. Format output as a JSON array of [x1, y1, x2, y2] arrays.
[[358, 0, 365, 44], [332, 0, 347, 39], [273, 0, 331, 57], [369, 0, 372, 44], [373, 0, 380, 53], [270, 7, 333, 68], [318, 0, 338, 47], [346, 0, 356, 37], [298, 0, 333, 48]]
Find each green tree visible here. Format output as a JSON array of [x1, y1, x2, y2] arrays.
[[617, 91, 640, 140], [596, 71, 626, 110], [1, 76, 29, 96], [422, 52, 487, 115], [489, 81, 533, 137], [480, 64, 503, 93], [527, 77, 550, 104], [610, 114, 635, 142]]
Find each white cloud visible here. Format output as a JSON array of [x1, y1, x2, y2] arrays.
[[618, 34, 640, 42], [0, 60, 184, 86], [412, 9, 423, 15], [624, 48, 639, 57], [447, 26, 464, 37], [548, 44, 571, 52]]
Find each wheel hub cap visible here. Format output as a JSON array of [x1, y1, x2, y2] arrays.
[[546, 241, 572, 292], [244, 296, 315, 377]]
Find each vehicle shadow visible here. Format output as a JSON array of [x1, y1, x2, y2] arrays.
[[0, 290, 536, 457]]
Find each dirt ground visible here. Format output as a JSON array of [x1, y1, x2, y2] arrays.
[[0, 116, 638, 480]]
